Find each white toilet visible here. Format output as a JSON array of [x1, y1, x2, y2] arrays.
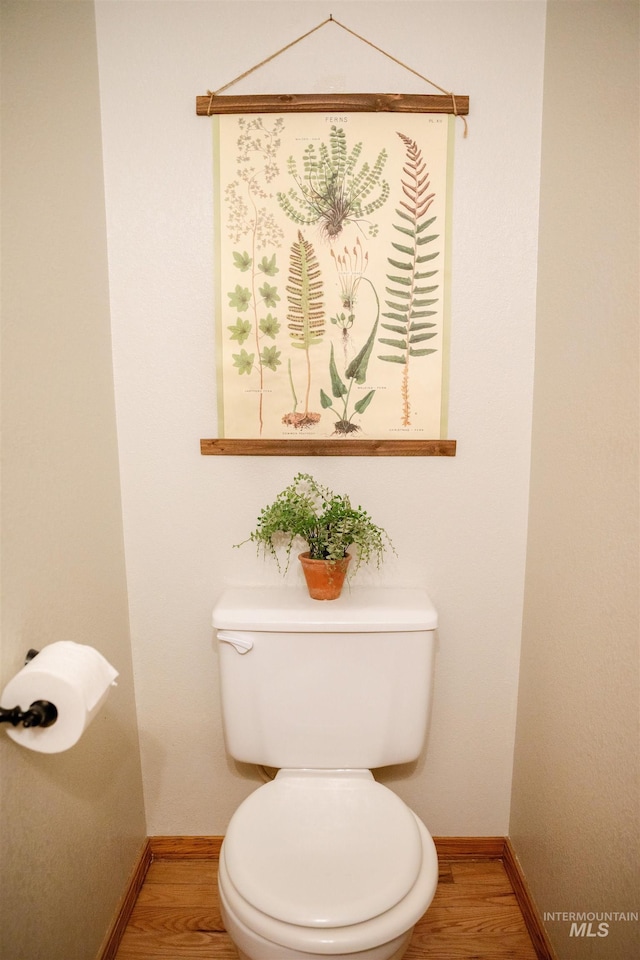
[[212, 586, 439, 960]]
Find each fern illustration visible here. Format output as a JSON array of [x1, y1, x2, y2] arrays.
[[227, 251, 282, 428], [224, 117, 284, 434], [282, 231, 325, 429], [320, 275, 380, 435], [378, 133, 440, 426], [277, 127, 389, 239]]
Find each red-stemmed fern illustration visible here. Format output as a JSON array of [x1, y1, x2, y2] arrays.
[[378, 133, 440, 426]]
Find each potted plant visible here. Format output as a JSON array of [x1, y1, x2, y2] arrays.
[[237, 473, 393, 600]]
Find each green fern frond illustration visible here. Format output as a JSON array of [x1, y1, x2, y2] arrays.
[[282, 231, 325, 429], [378, 133, 440, 426], [277, 127, 389, 240], [287, 231, 325, 349]]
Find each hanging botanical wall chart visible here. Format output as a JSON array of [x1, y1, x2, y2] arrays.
[[198, 17, 467, 456], [212, 109, 454, 448]]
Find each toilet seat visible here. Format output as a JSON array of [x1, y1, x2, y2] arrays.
[[223, 770, 424, 929], [219, 799, 439, 956]]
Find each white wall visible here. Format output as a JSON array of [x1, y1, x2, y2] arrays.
[[95, 0, 546, 835], [0, 2, 146, 958], [510, 2, 639, 957]]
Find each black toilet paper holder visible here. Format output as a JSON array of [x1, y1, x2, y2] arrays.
[[0, 650, 58, 728], [0, 701, 58, 728]]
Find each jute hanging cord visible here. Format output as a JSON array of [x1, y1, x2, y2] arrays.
[[201, 15, 468, 136]]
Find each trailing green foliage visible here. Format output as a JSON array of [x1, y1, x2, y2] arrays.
[[236, 473, 393, 575]]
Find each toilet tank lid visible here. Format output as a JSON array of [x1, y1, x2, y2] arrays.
[[212, 586, 438, 632]]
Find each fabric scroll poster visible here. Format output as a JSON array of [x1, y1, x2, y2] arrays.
[[213, 112, 454, 440]]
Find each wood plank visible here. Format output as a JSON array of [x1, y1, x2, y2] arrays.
[[422, 903, 535, 933], [431, 885, 520, 910], [135, 883, 217, 909], [196, 92, 469, 116], [450, 860, 515, 885], [407, 923, 539, 959], [114, 927, 237, 960], [503, 839, 559, 960], [97, 840, 152, 960], [434, 836, 506, 859], [200, 438, 457, 457], [124, 906, 225, 935], [149, 836, 223, 859], [144, 861, 217, 885]]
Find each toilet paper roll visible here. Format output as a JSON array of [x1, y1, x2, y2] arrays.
[[1, 641, 118, 753]]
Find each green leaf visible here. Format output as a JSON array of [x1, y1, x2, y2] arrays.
[[259, 313, 281, 338], [345, 316, 379, 384], [409, 347, 437, 357], [354, 389, 375, 414], [330, 312, 351, 328], [381, 323, 408, 335], [259, 282, 280, 308], [391, 242, 415, 255], [232, 349, 254, 374], [260, 345, 282, 371], [258, 253, 278, 276], [409, 331, 438, 344], [409, 321, 437, 331], [232, 251, 252, 272], [388, 258, 412, 270], [385, 287, 410, 299], [416, 233, 439, 246], [227, 318, 252, 344], [385, 301, 409, 313], [416, 216, 437, 233], [387, 275, 412, 286], [379, 337, 407, 350], [378, 354, 406, 364], [228, 285, 251, 312], [382, 311, 409, 324], [329, 344, 347, 398], [320, 388, 334, 409], [393, 224, 416, 238]]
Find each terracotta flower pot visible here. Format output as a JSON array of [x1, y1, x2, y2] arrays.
[[298, 551, 351, 601]]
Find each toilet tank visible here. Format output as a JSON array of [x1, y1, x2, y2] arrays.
[[212, 586, 438, 769]]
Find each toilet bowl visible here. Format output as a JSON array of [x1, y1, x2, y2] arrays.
[[217, 769, 439, 960], [212, 586, 440, 960]]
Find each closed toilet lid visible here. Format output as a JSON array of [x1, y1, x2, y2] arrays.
[[223, 771, 423, 928]]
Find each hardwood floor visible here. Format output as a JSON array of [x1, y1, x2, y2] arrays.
[[114, 854, 541, 960]]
